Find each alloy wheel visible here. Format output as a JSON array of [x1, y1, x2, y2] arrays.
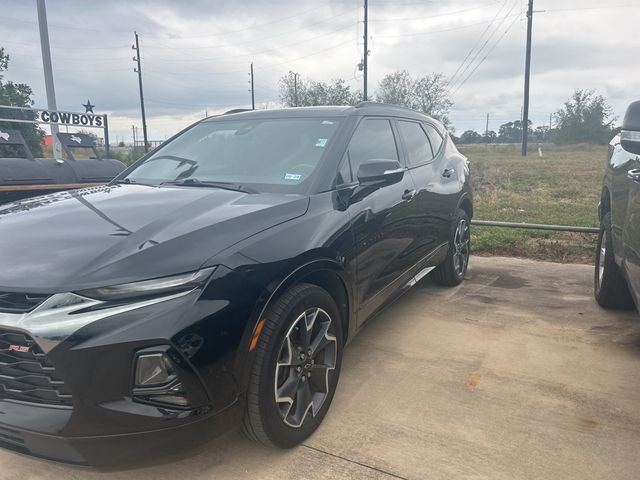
[[453, 219, 470, 277], [274, 308, 337, 428]]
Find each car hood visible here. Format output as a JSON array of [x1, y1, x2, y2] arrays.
[[0, 184, 309, 292]]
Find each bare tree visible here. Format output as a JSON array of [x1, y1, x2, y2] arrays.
[[376, 70, 453, 127], [278, 73, 361, 107]]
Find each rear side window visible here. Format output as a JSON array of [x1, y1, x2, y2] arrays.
[[339, 119, 398, 183], [398, 121, 434, 166], [423, 124, 443, 155]]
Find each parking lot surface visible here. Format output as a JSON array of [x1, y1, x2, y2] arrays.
[[1, 256, 639, 479]]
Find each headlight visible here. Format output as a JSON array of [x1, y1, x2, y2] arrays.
[[75, 267, 216, 302]]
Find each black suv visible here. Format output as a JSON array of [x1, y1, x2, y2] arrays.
[[0, 103, 472, 467], [595, 100, 640, 312]]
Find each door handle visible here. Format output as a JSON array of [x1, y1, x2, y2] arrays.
[[442, 168, 456, 178], [628, 168, 640, 182], [402, 189, 417, 201]]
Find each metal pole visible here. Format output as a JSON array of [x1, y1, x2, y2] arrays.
[[294, 73, 298, 107], [250, 62, 255, 110], [363, 0, 368, 101], [472, 219, 598, 234], [103, 114, 109, 158], [485, 113, 489, 139], [521, 0, 534, 156], [133, 32, 148, 153], [36, 0, 62, 160]]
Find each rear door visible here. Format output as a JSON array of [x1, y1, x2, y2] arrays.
[[338, 117, 419, 321], [396, 120, 451, 263]]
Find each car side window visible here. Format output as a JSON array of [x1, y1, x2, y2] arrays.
[[423, 123, 443, 155], [398, 121, 434, 166], [339, 119, 399, 184]]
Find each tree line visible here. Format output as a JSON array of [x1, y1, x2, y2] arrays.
[[279, 71, 619, 146]]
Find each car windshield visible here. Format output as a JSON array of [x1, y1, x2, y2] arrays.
[[123, 117, 341, 193]]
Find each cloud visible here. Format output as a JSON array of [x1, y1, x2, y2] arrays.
[[0, 0, 638, 140]]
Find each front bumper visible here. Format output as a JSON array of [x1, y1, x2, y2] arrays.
[[0, 266, 260, 468], [0, 397, 244, 468]]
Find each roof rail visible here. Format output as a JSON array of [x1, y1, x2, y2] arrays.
[[223, 108, 253, 115], [354, 101, 415, 112]]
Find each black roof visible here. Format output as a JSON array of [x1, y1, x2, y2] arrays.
[[207, 102, 439, 125]]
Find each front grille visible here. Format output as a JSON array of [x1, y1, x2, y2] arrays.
[[0, 292, 49, 313], [0, 330, 73, 407]]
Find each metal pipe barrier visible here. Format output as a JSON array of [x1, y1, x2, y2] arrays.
[[472, 220, 599, 234]]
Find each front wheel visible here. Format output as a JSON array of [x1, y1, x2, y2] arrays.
[[432, 209, 470, 287], [594, 212, 634, 309], [242, 283, 343, 448]]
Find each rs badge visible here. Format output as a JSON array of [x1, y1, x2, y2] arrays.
[[8, 345, 30, 353]]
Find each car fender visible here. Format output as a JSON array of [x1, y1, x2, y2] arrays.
[[232, 257, 354, 392]]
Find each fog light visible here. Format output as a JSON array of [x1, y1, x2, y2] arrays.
[[135, 353, 176, 387], [133, 351, 190, 408]]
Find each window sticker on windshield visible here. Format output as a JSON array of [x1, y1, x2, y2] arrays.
[[321, 120, 334, 125], [315, 138, 328, 147], [284, 173, 302, 181]]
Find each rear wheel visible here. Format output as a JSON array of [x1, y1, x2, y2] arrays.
[[242, 283, 343, 448], [594, 212, 635, 309], [432, 209, 470, 287]]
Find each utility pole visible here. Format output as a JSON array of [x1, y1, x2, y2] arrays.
[[132, 125, 136, 150], [249, 62, 255, 110], [363, 0, 369, 101], [521, 0, 534, 156], [485, 113, 490, 138], [132, 32, 148, 153], [36, 0, 62, 160]]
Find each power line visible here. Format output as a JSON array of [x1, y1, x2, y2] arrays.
[[447, 1, 519, 92], [451, 11, 522, 95], [144, 21, 357, 64], [144, 3, 331, 39], [143, 7, 360, 50], [373, 16, 512, 39], [446, 0, 509, 87], [369, 1, 500, 22]]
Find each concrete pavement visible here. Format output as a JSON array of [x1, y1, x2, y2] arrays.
[[1, 256, 639, 479]]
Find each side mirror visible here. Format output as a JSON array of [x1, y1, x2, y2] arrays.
[[356, 159, 404, 186], [621, 100, 640, 155]]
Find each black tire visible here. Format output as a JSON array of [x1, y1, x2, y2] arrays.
[[432, 208, 470, 287], [594, 212, 635, 309], [242, 283, 343, 448]]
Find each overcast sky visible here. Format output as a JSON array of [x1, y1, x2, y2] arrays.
[[1, 0, 639, 142]]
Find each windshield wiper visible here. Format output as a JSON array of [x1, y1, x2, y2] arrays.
[[112, 178, 155, 187], [162, 178, 258, 194]]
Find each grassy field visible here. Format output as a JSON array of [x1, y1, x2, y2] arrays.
[[458, 143, 606, 264]]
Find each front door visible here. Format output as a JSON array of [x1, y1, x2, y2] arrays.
[[339, 118, 420, 323]]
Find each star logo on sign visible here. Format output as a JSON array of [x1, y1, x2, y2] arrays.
[[82, 100, 95, 114]]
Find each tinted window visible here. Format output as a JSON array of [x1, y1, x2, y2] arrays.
[[398, 121, 434, 166], [125, 118, 341, 193], [342, 119, 398, 182], [423, 124, 443, 154]]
